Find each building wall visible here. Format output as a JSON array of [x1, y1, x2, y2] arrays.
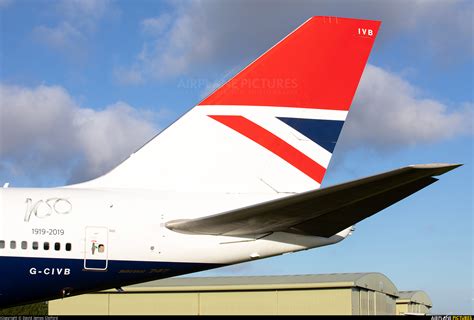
[[415, 304, 430, 314], [49, 294, 109, 315], [199, 291, 277, 315], [110, 292, 199, 315], [50, 288, 355, 315], [352, 289, 396, 315], [396, 303, 430, 315], [277, 289, 352, 315], [376, 291, 396, 315], [396, 303, 409, 315]]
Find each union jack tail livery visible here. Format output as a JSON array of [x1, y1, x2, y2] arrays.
[[82, 16, 381, 193]]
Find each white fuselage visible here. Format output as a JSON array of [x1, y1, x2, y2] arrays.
[[0, 187, 349, 307]]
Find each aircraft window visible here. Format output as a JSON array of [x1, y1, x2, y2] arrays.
[[10, 241, 16, 249], [54, 242, 60, 251], [43, 242, 50, 250], [32, 242, 39, 250], [21, 241, 27, 249], [0, 240, 4, 249], [65, 243, 72, 251]]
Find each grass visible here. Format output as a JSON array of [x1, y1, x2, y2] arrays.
[[0, 302, 48, 316]]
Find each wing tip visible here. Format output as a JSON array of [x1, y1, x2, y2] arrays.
[[409, 163, 463, 176]]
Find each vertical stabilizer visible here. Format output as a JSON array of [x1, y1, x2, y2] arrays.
[[79, 17, 381, 193]]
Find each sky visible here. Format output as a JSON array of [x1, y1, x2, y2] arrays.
[[0, 0, 472, 314]]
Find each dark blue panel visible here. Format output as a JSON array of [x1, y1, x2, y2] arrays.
[[278, 117, 344, 153], [0, 256, 224, 308], [84, 258, 107, 269]]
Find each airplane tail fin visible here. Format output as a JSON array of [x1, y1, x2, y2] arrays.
[[79, 17, 381, 193]]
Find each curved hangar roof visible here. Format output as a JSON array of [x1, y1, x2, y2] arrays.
[[124, 272, 399, 297], [397, 291, 432, 307]]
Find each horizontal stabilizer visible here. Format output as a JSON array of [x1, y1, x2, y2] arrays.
[[166, 163, 461, 237]]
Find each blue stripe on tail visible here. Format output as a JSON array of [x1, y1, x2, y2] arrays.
[[278, 118, 344, 153]]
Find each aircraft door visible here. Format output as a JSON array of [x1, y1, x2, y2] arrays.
[[84, 226, 108, 271]]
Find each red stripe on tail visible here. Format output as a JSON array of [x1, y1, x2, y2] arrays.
[[200, 17, 380, 110], [209, 115, 326, 184]]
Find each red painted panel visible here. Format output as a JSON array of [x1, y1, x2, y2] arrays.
[[200, 17, 380, 110]]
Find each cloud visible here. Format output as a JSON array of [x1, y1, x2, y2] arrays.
[[339, 64, 473, 151], [33, 0, 116, 56], [113, 66, 144, 85], [0, 84, 157, 186], [118, 0, 473, 82], [141, 14, 172, 36], [57, 0, 112, 24], [33, 22, 85, 54]]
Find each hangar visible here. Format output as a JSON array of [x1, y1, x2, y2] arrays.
[[396, 290, 432, 315], [49, 272, 407, 315]]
